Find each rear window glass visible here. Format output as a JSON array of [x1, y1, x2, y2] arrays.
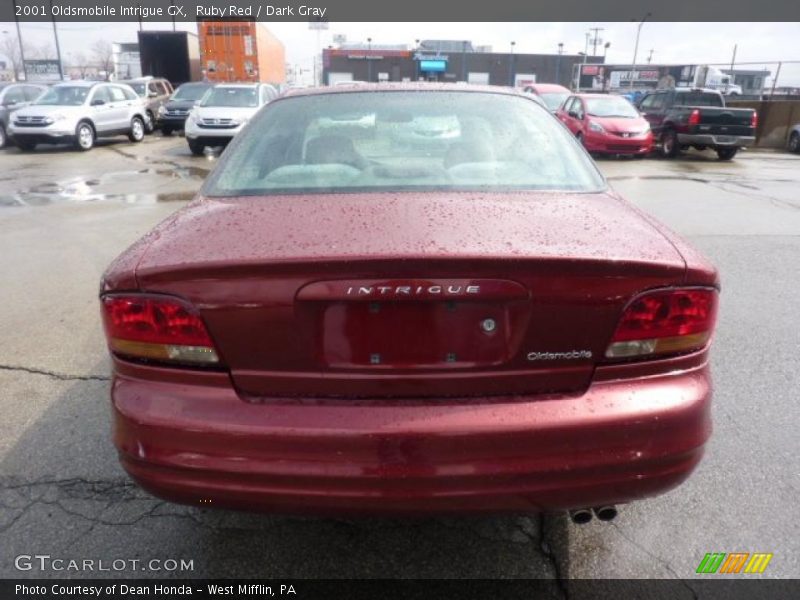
[[204, 91, 606, 196], [675, 92, 724, 107]]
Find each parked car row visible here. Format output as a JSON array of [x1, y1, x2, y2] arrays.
[[527, 83, 762, 161], [2, 80, 798, 157]]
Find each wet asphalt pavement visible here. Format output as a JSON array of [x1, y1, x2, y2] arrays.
[[0, 135, 798, 592]]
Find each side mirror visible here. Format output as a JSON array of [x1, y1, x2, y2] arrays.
[[568, 110, 578, 119], [148, 91, 158, 98], [91, 99, 105, 106]]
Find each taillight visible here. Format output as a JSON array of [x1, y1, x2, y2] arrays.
[[101, 294, 220, 366], [751, 111, 758, 128], [688, 109, 701, 126], [605, 288, 718, 360]]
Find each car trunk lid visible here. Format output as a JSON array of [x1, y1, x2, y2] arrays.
[[135, 191, 687, 399]]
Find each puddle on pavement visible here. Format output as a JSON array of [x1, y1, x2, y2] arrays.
[[0, 190, 194, 207], [0, 166, 206, 207]]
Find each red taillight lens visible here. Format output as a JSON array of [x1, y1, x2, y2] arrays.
[[688, 109, 701, 126], [751, 111, 758, 128], [101, 295, 220, 365], [606, 288, 718, 360]]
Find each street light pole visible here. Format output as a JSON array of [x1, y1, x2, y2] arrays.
[[509, 41, 516, 87], [367, 37, 372, 82], [555, 42, 563, 85], [630, 12, 652, 89]]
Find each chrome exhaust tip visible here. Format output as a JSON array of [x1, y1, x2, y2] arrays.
[[569, 508, 593, 525], [593, 505, 618, 521]]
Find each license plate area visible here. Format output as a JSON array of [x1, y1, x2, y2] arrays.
[[320, 300, 511, 368]]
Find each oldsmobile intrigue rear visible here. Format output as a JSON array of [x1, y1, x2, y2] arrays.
[[101, 85, 719, 516]]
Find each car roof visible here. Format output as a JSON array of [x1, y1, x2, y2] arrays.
[[213, 83, 263, 88], [282, 82, 533, 99], [53, 80, 100, 88], [526, 83, 571, 93]]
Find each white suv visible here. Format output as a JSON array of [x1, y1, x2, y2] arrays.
[[184, 83, 278, 156], [9, 81, 148, 151]]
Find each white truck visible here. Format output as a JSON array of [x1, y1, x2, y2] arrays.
[[693, 65, 743, 96]]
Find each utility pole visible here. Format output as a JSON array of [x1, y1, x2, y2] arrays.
[[12, 0, 27, 80], [49, 0, 64, 80], [589, 28, 604, 57], [630, 12, 652, 89], [730, 44, 737, 74]]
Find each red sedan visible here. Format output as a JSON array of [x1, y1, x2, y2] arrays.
[[101, 84, 718, 519], [557, 93, 654, 156]]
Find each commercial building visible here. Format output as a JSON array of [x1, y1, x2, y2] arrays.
[[322, 40, 601, 88], [112, 42, 142, 80], [198, 21, 285, 84]]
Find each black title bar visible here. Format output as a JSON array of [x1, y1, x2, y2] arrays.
[[2, 0, 799, 22]]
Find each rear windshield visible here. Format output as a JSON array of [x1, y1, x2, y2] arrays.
[[539, 92, 569, 111], [34, 86, 89, 106], [200, 87, 258, 108], [172, 83, 211, 101], [674, 92, 724, 107], [204, 91, 606, 196], [127, 83, 146, 97]]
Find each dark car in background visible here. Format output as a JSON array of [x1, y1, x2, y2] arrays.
[[0, 82, 47, 148], [787, 123, 800, 154], [157, 82, 213, 136], [121, 76, 174, 133], [636, 88, 756, 160]]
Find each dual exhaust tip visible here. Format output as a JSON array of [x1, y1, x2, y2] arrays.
[[569, 506, 618, 524]]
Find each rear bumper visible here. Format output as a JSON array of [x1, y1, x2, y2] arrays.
[[677, 133, 755, 147], [112, 358, 712, 515]]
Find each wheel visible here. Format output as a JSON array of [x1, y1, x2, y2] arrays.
[[74, 122, 95, 151], [16, 138, 36, 151], [659, 129, 680, 158], [187, 139, 205, 156], [0, 124, 6, 149], [716, 147, 738, 161], [788, 131, 800, 154], [161, 126, 173, 137], [128, 116, 145, 143], [144, 110, 155, 134]]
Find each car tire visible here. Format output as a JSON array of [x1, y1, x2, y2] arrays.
[[716, 147, 738, 161], [74, 121, 95, 151], [16, 138, 36, 152], [788, 131, 800, 154], [660, 129, 680, 158], [161, 126, 173, 137], [128, 116, 145, 143], [187, 139, 205, 156], [0, 124, 6, 149]]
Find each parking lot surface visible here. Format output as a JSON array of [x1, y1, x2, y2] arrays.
[[1, 136, 798, 591]]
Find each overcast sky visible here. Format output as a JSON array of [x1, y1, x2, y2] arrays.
[[2, 21, 799, 85]]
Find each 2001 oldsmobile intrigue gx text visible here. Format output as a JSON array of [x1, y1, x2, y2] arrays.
[[100, 84, 719, 518]]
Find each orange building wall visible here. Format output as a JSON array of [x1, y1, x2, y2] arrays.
[[198, 21, 285, 84]]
